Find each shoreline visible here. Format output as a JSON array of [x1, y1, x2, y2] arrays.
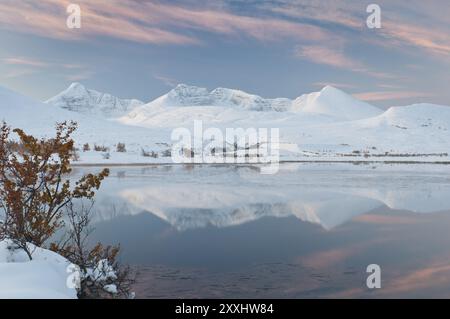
[[72, 160, 450, 167]]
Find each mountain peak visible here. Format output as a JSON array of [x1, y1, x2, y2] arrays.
[[320, 85, 341, 95], [292, 86, 383, 120], [156, 83, 291, 111], [46, 83, 144, 118], [64, 82, 88, 95], [169, 84, 209, 96], [68, 82, 85, 89]]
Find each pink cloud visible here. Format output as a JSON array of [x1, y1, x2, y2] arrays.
[[381, 21, 450, 59], [0, 0, 329, 45], [353, 91, 435, 102], [294, 45, 361, 69], [273, 0, 450, 63], [269, 0, 364, 29], [1, 55, 93, 80], [294, 45, 395, 79], [0, 0, 197, 45], [3, 57, 49, 68]]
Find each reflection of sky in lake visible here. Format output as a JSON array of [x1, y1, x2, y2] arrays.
[[72, 163, 450, 298]]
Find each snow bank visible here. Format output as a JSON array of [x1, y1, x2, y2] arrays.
[[0, 240, 77, 299]]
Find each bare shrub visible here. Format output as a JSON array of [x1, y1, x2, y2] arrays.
[[141, 148, 158, 158], [183, 148, 194, 158], [0, 121, 135, 298], [116, 143, 126, 153], [0, 121, 109, 259], [83, 143, 90, 152], [161, 149, 171, 157], [71, 147, 80, 161], [94, 144, 109, 152], [52, 201, 135, 299]]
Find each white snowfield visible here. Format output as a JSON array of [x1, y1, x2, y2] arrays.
[[0, 82, 448, 164], [0, 240, 77, 299]]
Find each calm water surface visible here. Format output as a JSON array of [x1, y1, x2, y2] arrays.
[[71, 163, 450, 298]]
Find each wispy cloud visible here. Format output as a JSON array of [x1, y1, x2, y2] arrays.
[[3, 57, 49, 68], [2, 69, 37, 79], [0, 0, 197, 45], [294, 45, 395, 79], [353, 91, 435, 102], [268, 0, 364, 29], [0, 0, 329, 45], [294, 45, 360, 70], [280, 0, 450, 62], [154, 74, 178, 87], [312, 82, 356, 90], [381, 20, 450, 60], [1, 55, 93, 80]]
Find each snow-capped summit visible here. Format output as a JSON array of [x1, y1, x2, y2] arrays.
[[2, 83, 450, 164], [126, 84, 382, 121], [121, 84, 385, 127], [45, 83, 144, 118], [152, 84, 292, 111], [164, 84, 212, 106], [291, 86, 383, 121]]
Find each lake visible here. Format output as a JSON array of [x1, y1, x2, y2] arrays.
[[71, 163, 450, 298]]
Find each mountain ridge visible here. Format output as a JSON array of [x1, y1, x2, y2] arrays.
[[2, 83, 449, 165], [45, 82, 144, 118], [123, 83, 383, 122]]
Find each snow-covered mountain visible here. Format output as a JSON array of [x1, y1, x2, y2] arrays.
[[148, 83, 292, 111], [291, 85, 382, 120], [124, 84, 382, 121], [1, 82, 450, 164], [45, 82, 144, 118], [0, 84, 169, 164]]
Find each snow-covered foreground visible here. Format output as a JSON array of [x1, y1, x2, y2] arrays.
[[0, 240, 77, 299], [1, 83, 450, 164]]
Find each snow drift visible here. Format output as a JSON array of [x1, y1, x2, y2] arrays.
[[0, 240, 77, 299]]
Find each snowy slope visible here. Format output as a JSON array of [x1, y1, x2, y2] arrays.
[[149, 84, 292, 111], [295, 103, 450, 155], [291, 86, 383, 120], [119, 84, 369, 129], [1, 83, 450, 164], [0, 85, 171, 164], [46, 83, 144, 118], [123, 84, 382, 123], [118, 84, 450, 161], [0, 240, 77, 299]]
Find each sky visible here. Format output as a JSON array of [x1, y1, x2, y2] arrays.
[[0, 0, 449, 108]]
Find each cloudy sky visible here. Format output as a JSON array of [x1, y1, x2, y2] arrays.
[[0, 0, 449, 108]]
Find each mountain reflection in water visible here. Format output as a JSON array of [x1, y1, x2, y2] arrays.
[[71, 163, 450, 298]]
